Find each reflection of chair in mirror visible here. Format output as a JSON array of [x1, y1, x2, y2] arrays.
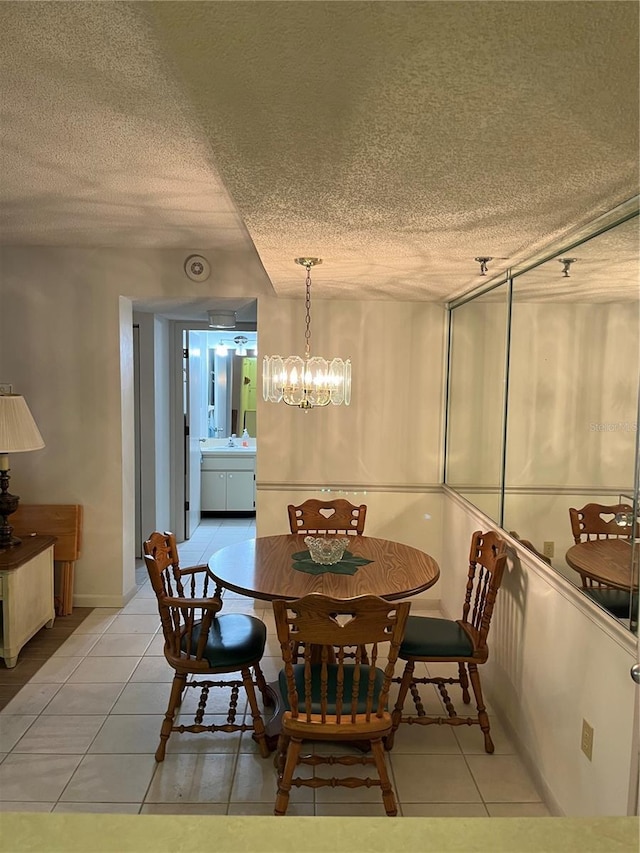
[[569, 502, 635, 546], [387, 530, 507, 754], [581, 586, 635, 619], [272, 594, 410, 817], [509, 531, 551, 565], [143, 531, 271, 761], [569, 502, 635, 587], [287, 499, 367, 536]]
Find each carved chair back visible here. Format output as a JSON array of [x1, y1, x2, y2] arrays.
[[569, 503, 636, 544], [287, 499, 367, 536]]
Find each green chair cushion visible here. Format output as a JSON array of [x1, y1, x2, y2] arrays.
[[399, 615, 474, 659], [278, 663, 385, 713], [184, 613, 266, 668], [584, 588, 634, 619]]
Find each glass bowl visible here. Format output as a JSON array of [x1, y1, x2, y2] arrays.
[[304, 536, 349, 565]]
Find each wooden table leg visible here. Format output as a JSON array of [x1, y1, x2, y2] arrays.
[[57, 561, 74, 616]]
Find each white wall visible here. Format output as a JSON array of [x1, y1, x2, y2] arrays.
[[0, 245, 275, 606], [442, 488, 638, 816], [257, 297, 446, 488], [0, 245, 447, 607]]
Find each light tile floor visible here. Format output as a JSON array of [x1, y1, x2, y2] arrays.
[[0, 518, 550, 817]]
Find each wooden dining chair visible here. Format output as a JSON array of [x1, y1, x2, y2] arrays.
[[386, 530, 507, 754], [287, 498, 367, 536], [143, 531, 271, 761], [272, 593, 410, 816]]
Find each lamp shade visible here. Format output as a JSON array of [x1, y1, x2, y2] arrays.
[[0, 395, 45, 453]]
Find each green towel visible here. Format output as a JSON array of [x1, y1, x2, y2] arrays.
[[291, 549, 373, 575]]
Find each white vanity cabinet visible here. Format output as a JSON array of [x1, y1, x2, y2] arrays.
[[201, 451, 256, 512]]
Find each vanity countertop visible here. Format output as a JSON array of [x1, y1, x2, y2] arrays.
[[201, 448, 256, 458], [200, 439, 256, 458]]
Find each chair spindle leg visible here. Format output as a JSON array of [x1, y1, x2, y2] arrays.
[[156, 673, 186, 762], [274, 737, 302, 815]]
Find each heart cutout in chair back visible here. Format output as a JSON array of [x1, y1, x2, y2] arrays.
[[333, 613, 357, 628], [319, 507, 337, 519], [600, 513, 616, 524]]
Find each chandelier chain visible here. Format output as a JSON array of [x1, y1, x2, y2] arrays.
[[304, 266, 312, 360]]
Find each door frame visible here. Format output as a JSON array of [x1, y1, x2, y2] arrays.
[[169, 319, 258, 542]]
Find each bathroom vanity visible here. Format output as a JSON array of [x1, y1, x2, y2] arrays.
[[200, 441, 256, 513]]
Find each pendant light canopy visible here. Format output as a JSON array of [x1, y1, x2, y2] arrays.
[[262, 258, 351, 409]]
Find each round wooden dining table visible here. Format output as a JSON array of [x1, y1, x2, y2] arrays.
[[207, 534, 440, 601], [208, 534, 439, 749]]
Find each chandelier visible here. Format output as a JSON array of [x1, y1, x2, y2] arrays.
[[262, 258, 351, 409]]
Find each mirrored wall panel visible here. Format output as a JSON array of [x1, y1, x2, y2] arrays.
[[445, 202, 639, 632], [503, 216, 639, 626], [445, 283, 509, 524]]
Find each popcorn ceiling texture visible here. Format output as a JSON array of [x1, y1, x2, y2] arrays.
[[0, 1, 638, 302]]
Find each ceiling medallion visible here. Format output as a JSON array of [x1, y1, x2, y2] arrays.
[[262, 258, 351, 409], [184, 254, 211, 282]]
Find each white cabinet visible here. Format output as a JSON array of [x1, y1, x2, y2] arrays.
[[0, 536, 55, 667], [201, 452, 256, 512]]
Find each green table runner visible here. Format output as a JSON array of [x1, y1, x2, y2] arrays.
[[291, 549, 373, 575]]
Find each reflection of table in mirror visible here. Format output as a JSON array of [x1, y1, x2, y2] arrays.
[[565, 539, 636, 590]]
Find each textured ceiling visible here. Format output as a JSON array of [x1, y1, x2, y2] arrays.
[[0, 1, 638, 303]]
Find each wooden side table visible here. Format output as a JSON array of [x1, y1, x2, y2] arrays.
[[0, 535, 56, 667]]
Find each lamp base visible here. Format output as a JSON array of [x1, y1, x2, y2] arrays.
[[0, 530, 22, 549], [0, 468, 21, 549]]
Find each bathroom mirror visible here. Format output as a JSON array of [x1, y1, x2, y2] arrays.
[[205, 332, 258, 438], [445, 201, 639, 630]]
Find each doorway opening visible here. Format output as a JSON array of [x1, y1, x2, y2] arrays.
[[132, 297, 258, 555], [182, 328, 258, 540]]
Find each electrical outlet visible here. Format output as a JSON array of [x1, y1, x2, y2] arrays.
[[581, 719, 594, 761], [543, 541, 555, 558]]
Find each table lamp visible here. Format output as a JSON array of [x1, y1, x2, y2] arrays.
[[0, 393, 45, 548]]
